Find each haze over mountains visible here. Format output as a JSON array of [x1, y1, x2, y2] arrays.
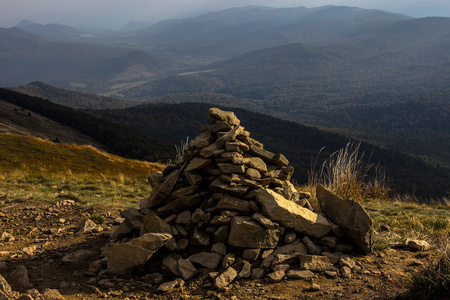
[[0, 5, 449, 199]]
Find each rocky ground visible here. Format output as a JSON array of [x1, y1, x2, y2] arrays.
[[0, 196, 435, 300]]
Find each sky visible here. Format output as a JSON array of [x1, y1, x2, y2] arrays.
[[1, 0, 449, 29]]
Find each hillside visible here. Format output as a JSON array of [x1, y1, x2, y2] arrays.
[[0, 88, 176, 162], [93, 102, 450, 200], [0, 99, 103, 147], [0, 133, 162, 177]]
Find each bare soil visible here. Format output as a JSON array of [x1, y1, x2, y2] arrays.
[[0, 196, 432, 299]]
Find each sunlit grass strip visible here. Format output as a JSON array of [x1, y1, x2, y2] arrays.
[[0, 133, 164, 177]]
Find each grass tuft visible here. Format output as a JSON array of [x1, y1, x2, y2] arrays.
[[88, 214, 105, 225], [408, 246, 450, 299], [308, 141, 390, 202]]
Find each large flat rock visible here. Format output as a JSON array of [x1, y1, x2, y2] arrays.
[[228, 216, 281, 249], [316, 184, 373, 252], [256, 189, 331, 238]]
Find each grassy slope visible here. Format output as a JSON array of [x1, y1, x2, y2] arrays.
[[0, 133, 164, 208], [0, 133, 162, 176]]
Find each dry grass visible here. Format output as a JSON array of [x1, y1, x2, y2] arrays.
[[308, 141, 390, 202], [0, 133, 164, 208], [408, 245, 450, 299]]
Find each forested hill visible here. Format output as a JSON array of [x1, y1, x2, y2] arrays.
[[0, 88, 175, 162], [93, 102, 450, 200]]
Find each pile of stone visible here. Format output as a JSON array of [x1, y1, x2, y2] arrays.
[[98, 108, 373, 291]]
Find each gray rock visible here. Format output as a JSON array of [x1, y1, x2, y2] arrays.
[[247, 157, 267, 173], [191, 208, 205, 223], [340, 266, 352, 278], [0, 290, 9, 300], [286, 269, 315, 280], [216, 195, 251, 214], [76, 219, 102, 235], [10, 265, 32, 288], [0, 274, 11, 294], [228, 216, 281, 249], [147, 171, 163, 188], [273, 264, 290, 272], [273, 253, 299, 266], [210, 178, 249, 197], [186, 157, 212, 172], [242, 249, 260, 261], [224, 141, 247, 153], [184, 172, 203, 186], [211, 242, 227, 256], [249, 145, 289, 167], [209, 108, 240, 126], [188, 252, 222, 269], [168, 185, 198, 201], [163, 257, 181, 276], [302, 236, 322, 255], [190, 131, 213, 149], [406, 239, 431, 251], [62, 250, 96, 264], [260, 253, 275, 269], [41, 288, 65, 300], [213, 226, 229, 243], [147, 169, 180, 208], [217, 163, 246, 174], [130, 232, 173, 251], [238, 261, 252, 279], [252, 212, 276, 229], [339, 255, 356, 269], [320, 236, 338, 248], [107, 233, 171, 274], [267, 270, 285, 282], [316, 184, 373, 252], [199, 143, 221, 158], [106, 243, 152, 275], [175, 210, 192, 224], [284, 231, 297, 244], [214, 267, 237, 289], [256, 189, 331, 238], [109, 221, 133, 240], [190, 227, 210, 246], [204, 120, 233, 133], [322, 252, 340, 265], [299, 255, 333, 272], [157, 194, 202, 215], [222, 253, 236, 268], [245, 168, 261, 180], [177, 239, 189, 251], [157, 280, 178, 293], [216, 125, 244, 147], [178, 259, 197, 280], [251, 268, 265, 279]]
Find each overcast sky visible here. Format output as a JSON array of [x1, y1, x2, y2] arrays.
[[1, 0, 449, 29]]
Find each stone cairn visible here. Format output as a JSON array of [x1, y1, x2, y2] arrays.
[[99, 107, 373, 292]]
